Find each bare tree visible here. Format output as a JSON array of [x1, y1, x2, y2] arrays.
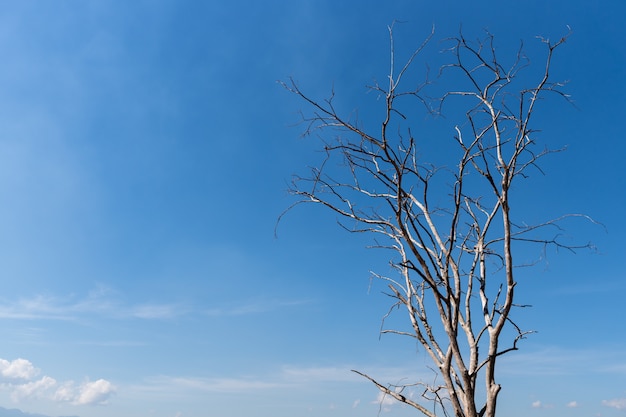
[[281, 26, 589, 417]]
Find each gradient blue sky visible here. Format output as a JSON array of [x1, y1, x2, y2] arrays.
[[0, 1, 624, 417]]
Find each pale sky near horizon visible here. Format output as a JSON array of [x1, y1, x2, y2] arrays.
[[0, 1, 624, 417]]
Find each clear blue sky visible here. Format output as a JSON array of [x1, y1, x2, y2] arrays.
[[0, 1, 624, 417]]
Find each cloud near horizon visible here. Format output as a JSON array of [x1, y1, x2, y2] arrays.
[[602, 398, 626, 410], [531, 400, 554, 409], [0, 358, 115, 406], [0, 358, 39, 380]]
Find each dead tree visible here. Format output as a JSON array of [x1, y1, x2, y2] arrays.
[[281, 26, 587, 417]]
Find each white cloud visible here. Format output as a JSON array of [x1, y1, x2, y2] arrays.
[[53, 379, 117, 405], [501, 347, 626, 378], [0, 358, 40, 380], [281, 366, 361, 383], [0, 357, 115, 407], [0, 289, 184, 321], [374, 391, 398, 407], [132, 366, 365, 400], [1, 288, 310, 322], [139, 376, 281, 394], [132, 304, 178, 319], [75, 379, 116, 405], [371, 390, 408, 413], [135, 364, 429, 401], [204, 299, 311, 317], [130, 363, 430, 409], [11, 376, 57, 401], [280, 364, 426, 385], [54, 381, 77, 402], [566, 401, 579, 408], [531, 401, 553, 409], [602, 398, 626, 410], [0, 295, 73, 320]]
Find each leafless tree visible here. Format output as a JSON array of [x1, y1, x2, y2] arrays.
[[281, 25, 589, 417]]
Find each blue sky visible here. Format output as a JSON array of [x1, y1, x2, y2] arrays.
[[0, 1, 624, 417]]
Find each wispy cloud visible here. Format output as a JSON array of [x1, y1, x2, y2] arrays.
[[76, 340, 147, 347], [602, 398, 626, 410], [0, 288, 310, 322], [203, 299, 312, 317], [0, 295, 76, 320], [132, 366, 360, 397], [122, 363, 442, 416], [133, 363, 430, 399], [531, 400, 554, 409], [0, 289, 186, 322], [135, 375, 283, 394], [500, 346, 626, 377], [281, 366, 362, 383], [0, 358, 115, 406], [131, 304, 180, 319]]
